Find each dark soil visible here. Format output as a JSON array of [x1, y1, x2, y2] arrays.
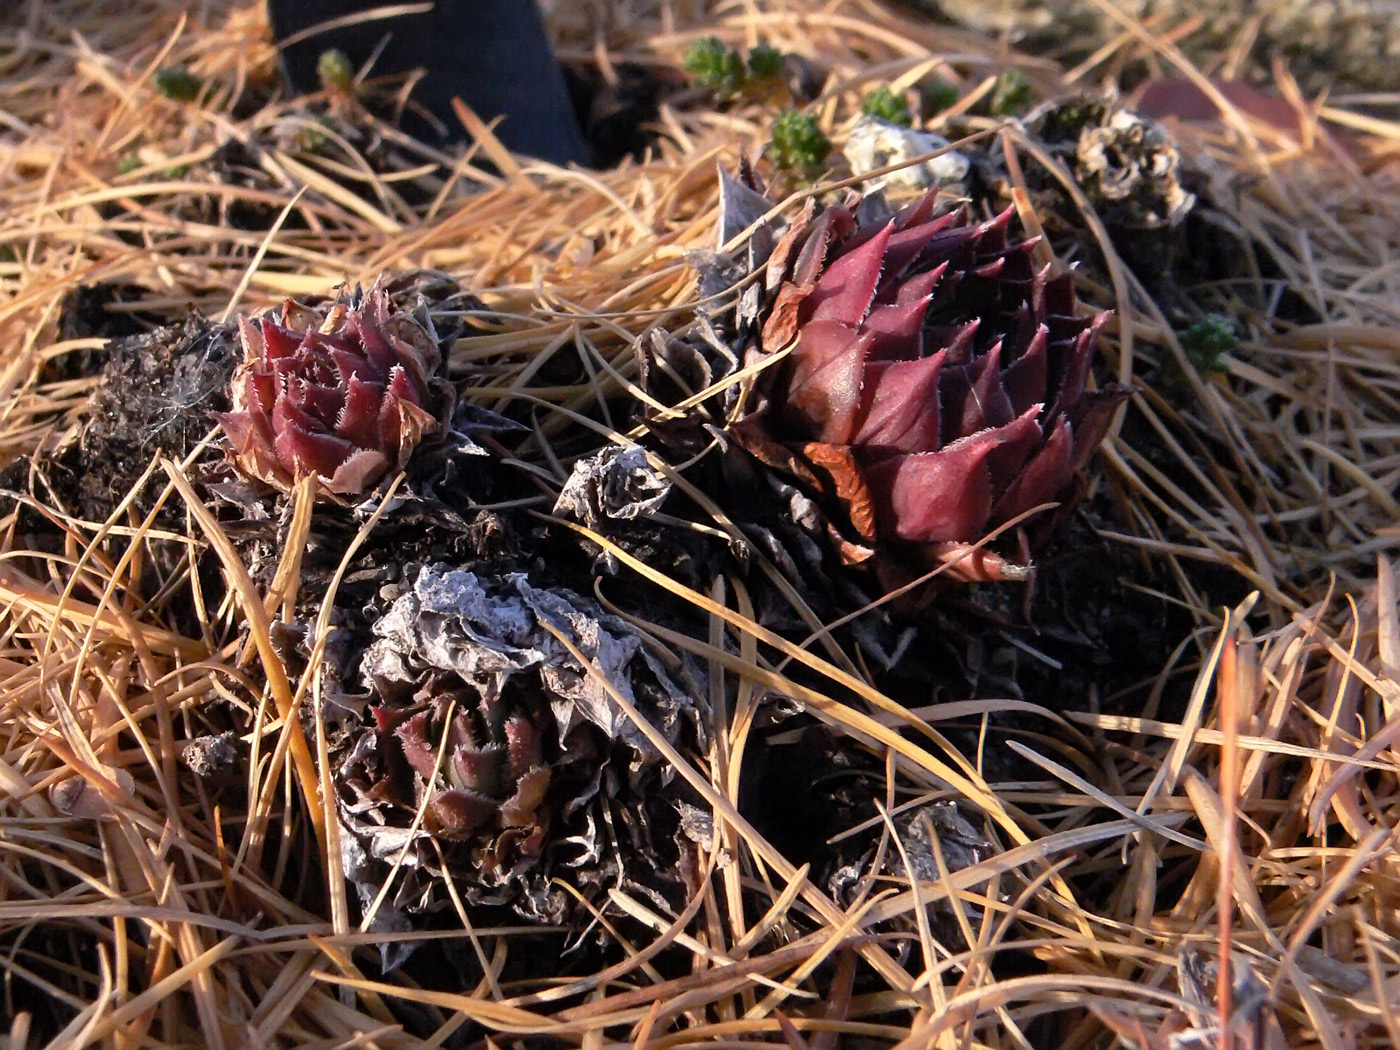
[[38, 281, 184, 388], [57, 281, 175, 343], [31, 317, 238, 526], [565, 63, 688, 168]]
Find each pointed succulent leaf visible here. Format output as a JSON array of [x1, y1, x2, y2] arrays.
[[1001, 324, 1049, 415], [499, 767, 551, 828], [504, 714, 543, 781], [369, 675, 560, 869], [429, 788, 499, 838], [863, 407, 1041, 543], [782, 321, 875, 445], [863, 265, 942, 358], [807, 222, 891, 326], [450, 746, 506, 797], [994, 414, 1075, 522], [852, 352, 945, 452], [394, 711, 442, 782]]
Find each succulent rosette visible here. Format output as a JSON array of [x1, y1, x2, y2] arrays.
[[335, 565, 698, 926], [369, 673, 553, 871], [216, 281, 445, 495], [744, 196, 1127, 580]]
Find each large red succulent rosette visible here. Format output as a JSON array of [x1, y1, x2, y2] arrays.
[[738, 196, 1129, 583]]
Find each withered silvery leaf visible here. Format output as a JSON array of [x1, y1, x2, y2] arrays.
[[687, 167, 785, 318], [516, 578, 696, 755], [674, 800, 715, 846], [890, 802, 995, 883], [829, 801, 996, 931], [1175, 948, 1281, 1045], [446, 401, 531, 453], [337, 732, 429, 877], [843, 117, 971, 203], [339, 832, 416, 972], [361, 565, 692, 763], [717, 167, 779, 249], [648, 169, 789, 433], [553, 445, 672, 529], [335, 564, 702, 929]]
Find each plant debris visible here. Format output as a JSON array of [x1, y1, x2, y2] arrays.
[[552, 444, 672, 531], [1028, 96, 1195, 230], [16, 316, 240, 525], [335, 564, 700, 931], [843, 117, 971, 201]]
